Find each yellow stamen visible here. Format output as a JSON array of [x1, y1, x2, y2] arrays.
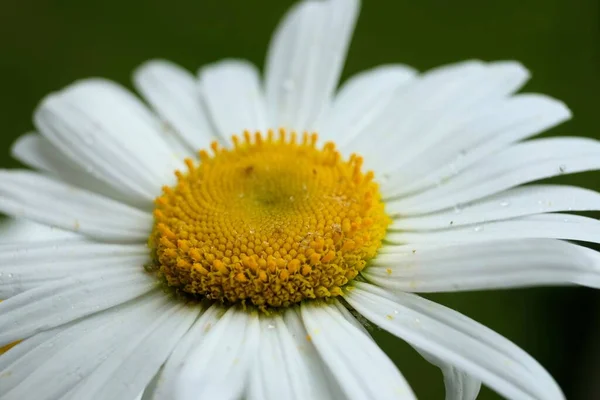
[[149, 129, 390, 309]]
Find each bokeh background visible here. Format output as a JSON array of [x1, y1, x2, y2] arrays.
[[1, 0, 599, 398]]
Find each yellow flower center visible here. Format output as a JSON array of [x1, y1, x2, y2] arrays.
[[149, 129, 390, 309]]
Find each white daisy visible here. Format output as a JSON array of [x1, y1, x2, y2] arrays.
[[0, 0, 598, 399]]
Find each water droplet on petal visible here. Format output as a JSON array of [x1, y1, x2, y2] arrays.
[[499, 201, 510, 207], [474, 225, 484, 232], [453, 204, 463, 214], [267, 323, 275, 330]]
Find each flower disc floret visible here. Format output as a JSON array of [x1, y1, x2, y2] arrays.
[[150, 129, 390, 309]]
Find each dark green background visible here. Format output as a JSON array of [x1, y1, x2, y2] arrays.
[[1, 1, 599, 398]]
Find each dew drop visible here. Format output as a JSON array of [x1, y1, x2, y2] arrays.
[[267, 323, 275, 330], [473, 225, 484, 232], [7, 273, 13, 278], [453, 204, 463, 214], [499, 201, 510, 207]]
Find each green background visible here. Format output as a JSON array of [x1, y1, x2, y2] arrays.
[[1, 0, 599, 398]]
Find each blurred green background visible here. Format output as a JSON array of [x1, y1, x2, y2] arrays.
[[1, 0, 599, 398]]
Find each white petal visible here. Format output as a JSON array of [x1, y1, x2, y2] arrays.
[[343, 61, 530, 172], [367, 239, 600, 292], [0, 269, 156, 347], [265, 0, 359, 131], [389, 137, 600, 214], [199, 59, 267, 138], [417, 349, 481, 400], [0, 217, 78, 243], [346, 283, 564, 400], [388, 213, 600, 245], [382, 94, 571, 197], [34, 79, 183, 204], [281, 307, 344, 398], [67, 301, 198, 400], [150, 304, 223, 400], [11, 133, 141, 206], [0, 326, 62, 372], [134, 59, 216, 151], [248, 314, 328, 400], [0, 291, 166, 399], [390, 184, 600, 227], [173, 307, 260, 400], [318, 64, 417, 143], [0, 240, 148, 297], [0, 170, 152, 242], [301, 300, 416, 400], [140, 372, 160, 400]]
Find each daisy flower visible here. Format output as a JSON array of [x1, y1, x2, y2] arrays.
[[1, 0, 599, 399]]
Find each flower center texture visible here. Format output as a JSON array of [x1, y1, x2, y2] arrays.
[[149, 129, 390, 309]]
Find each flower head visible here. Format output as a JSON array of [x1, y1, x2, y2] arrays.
[[1, 0, 598, 399]]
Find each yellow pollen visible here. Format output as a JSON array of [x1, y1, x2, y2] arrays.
[[149, 129, 390, 309]]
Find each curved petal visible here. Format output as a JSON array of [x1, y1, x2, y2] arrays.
[[11, 133, 138, 205], [265, 0, 359, 131], [346, 283, 564, 400], [34, 79, 183, 204], [0, 217, 78, 244], [417, 349, 481, 400], [248, 314, 327, 400], [390, 184, 600, 227], [0, 270, 156, 347], [149, 304, 223, 400], [66, 301, 198, 400], [198, 59, 267, 138], [367, 239, 600, 292], [343, 61, 530, 173], [382, 94, 571, 198], [0, 292, 166, 399], [133, 59, 216, 151], [173, 307, 260, 400], [281, 307, 345, 398], [0, 326, 61, 371], [0, 170, 152, 242], [319, 64, 417, 143], [389, 137, 600, 214], [0, 240, 148, 297], [301, 300, 416, 400], [387, 214, 600, 245]]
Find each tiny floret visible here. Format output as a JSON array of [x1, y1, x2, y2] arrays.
[[149, 129, 390, 309]]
